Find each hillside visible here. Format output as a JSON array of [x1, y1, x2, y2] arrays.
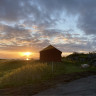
[[0, 58, 96, 95]]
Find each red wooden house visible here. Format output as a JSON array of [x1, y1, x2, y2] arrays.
[[40, 45, 62, 62]]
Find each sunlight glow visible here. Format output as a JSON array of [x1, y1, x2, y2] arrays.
[[26, 58, 29, 60], [24, 52, 31, 56], [19, 52, 32, 57], [22, 52, 32, 60], [19, 52, 33, 59]]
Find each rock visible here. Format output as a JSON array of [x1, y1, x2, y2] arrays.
[[81, 64, 90, 68]]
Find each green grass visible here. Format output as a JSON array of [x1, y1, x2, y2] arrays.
[[0, 59, 96, 88], [0, 63, 51, 88], [0, 60, 27, 77]]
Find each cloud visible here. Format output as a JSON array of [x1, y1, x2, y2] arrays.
[[0, 23, 31, 40], [0, 22, 95, 53], [0, 0, 96, 35], [0, 0, 96, 58], [35, 0, 96, 35]]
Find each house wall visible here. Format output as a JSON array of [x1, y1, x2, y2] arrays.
[[40, 49, 62, 62]]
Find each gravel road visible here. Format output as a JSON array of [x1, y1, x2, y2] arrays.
[[35, 75, 96, 96]]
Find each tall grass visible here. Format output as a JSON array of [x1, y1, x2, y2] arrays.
[[0, 59, 96, 88], [0, 63, 51, 88], [0, 60, 28, 78], [0, 60, 27, 71]]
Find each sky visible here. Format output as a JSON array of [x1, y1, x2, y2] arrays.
[[0, 0, 96, 59]]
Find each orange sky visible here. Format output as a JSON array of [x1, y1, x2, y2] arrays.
[[0, 50, 39, 59]]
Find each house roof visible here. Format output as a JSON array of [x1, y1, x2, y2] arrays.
[[40, 45, 62, 52]]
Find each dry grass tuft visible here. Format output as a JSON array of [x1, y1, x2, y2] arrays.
[[0, 63, 51, 87]]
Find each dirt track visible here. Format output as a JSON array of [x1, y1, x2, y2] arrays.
[[0, 71, 96, 95], [35, 75, 96, 95]]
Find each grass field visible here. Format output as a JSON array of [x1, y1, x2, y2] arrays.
[[0, 59, 96, 88]]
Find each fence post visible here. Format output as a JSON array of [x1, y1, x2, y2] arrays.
[[52, 62, 53, 74]]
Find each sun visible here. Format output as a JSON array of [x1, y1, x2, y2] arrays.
[[19, 52, 33, 60], [26, 58, 29, 60], [24, 52, 31, 56]]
